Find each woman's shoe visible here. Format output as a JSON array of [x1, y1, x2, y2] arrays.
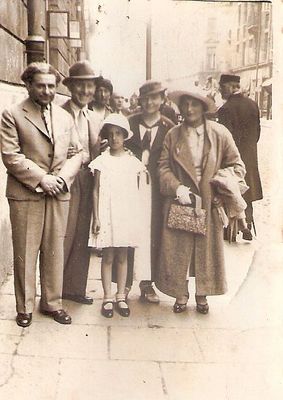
[[139, 282, 160, 303], [195, 295, 209, 314], [116, 300, 130, 317], [173, 294, 189, 313], [173, 302, 187, 313], [101, 301, 114, 318]]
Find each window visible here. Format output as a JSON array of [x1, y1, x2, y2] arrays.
[[264, 12, 270, 29], [238, 4, 241, 25], [207, 48, 216, 70], [263, 32, 269, 61]]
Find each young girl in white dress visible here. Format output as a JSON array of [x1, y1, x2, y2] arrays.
[[89, 114, 146, 318]]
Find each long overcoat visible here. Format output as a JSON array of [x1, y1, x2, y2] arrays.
[[218, 93, 263, 203], [155, 119, 245, 298], [126, 113, 175, 281]]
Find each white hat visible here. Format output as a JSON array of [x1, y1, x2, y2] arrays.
[[101, 113, 133, 140]]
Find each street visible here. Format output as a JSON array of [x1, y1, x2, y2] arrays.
[[0, 120, 282, 400]]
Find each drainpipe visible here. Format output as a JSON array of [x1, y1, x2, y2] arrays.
[[25, 0, 45, 64]]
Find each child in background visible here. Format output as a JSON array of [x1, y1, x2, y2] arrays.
[[89, 114, 146, 318]]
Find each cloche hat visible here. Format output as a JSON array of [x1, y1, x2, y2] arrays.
[[168, 90, 215, 113], [138, 80, 166, 98], [100, 113, 133, 140]]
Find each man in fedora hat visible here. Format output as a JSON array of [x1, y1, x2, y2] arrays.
[[62, 60, 101, 304], [121, 80, 175, 302], [0, 62, 82, 327], [218, 74, 263, 240]]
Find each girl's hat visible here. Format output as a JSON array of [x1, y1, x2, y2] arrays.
[[168, 90, 215, 113], [101, 113, 134, 140]]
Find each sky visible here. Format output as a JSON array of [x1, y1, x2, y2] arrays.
[[84, 0, 227, 97]]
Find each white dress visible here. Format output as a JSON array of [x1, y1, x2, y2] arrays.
[[88, 150, 146, 248]]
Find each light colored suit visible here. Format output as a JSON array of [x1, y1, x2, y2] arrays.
[[62, 100, 100, 297], [1, 97, 82, 313]]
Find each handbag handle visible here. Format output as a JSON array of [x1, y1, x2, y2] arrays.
[[189, 193, 203, 216]]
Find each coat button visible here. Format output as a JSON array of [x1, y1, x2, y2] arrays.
[[48, 154, 52, 158]]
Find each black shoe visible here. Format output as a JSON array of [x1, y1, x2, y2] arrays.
[[16, 313, 32, 328], [40, 309, 72, 324], [101, 301, 114, 318], [116, 300, 130, 317], [173, 302, 187, 313], [62, 294, 93, 304], [242, 228, 253, 241]]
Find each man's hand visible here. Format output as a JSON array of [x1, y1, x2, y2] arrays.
[[176, 185, 192, 205], [92, 218, 101, 235], [67, 146, 79, 159], [40, 175, 65, 196], [100, 139, 109, 153]]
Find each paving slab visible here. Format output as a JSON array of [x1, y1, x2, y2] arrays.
[[17, 323, 108, 360], [0, 333, 22, 355], [0, 355, 60, 400], [0, 353, 13, 385], [225, 361, 283, 400], [56, 359, 165, 400], [194, 327, 283, 364], [110, 326, 203, 362], [162, 362, 227, 400]]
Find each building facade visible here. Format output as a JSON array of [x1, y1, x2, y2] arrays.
[[0, 0, 89, 284], [230, 1, 272, 117]]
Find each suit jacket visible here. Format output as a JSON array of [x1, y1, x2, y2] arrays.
[[1, 97, 82, 201], [62, 100, 101, 160], [218, 93, 263, 202]]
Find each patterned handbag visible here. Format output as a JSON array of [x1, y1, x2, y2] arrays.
[[167, 194, 207, 236]]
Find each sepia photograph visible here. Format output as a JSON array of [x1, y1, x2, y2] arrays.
[[0, 0, 281, 399]]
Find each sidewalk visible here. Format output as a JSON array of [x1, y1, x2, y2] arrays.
[[0, 238, 282, 400]]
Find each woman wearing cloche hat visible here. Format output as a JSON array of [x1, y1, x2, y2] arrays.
[[155, 90, 246, 315], [123, 80, 175, 303]]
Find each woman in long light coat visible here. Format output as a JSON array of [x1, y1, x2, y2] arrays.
[[155, 91, 245, 313]]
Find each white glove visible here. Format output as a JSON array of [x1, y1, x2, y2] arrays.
[[176, 185, 192, 205]]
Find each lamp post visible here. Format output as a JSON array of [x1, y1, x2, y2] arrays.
[[146, 0, 152, 80]]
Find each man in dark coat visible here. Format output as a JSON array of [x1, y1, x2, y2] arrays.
[[218, 74, 263, 239], [123, 81, 175, 302], [61, 61, 101, 304]]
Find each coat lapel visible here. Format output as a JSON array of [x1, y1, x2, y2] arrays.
[[23, 98, 50, 141], [200, 120, 215, 186], [173, 124, 199, 190]]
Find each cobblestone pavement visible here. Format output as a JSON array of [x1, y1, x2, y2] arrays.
[[0, 120, 282, 400]]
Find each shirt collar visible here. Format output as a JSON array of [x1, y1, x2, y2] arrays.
[[31, 99, 51, 112], [70, 100, 88, 118], [186, 124, 204, 136]]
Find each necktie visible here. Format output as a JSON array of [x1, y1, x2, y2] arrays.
[[41, 106, 53, 142], [142, 129, 151, 151], [76, 109, 90, 164]]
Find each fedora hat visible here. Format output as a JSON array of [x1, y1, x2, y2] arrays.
[[62, 60, 96, 85], [100, 113, 134, 140], [138, 80, 166, 98], [168, 90, 215, 113]]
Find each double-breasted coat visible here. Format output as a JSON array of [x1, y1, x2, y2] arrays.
[[125, 113, 175, 284], [218, 93, 263, 203], [155, 119, 245, 298]]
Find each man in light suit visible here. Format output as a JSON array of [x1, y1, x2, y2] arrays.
[[61, 61, 100, 304], [0, 62, 82, 327]]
